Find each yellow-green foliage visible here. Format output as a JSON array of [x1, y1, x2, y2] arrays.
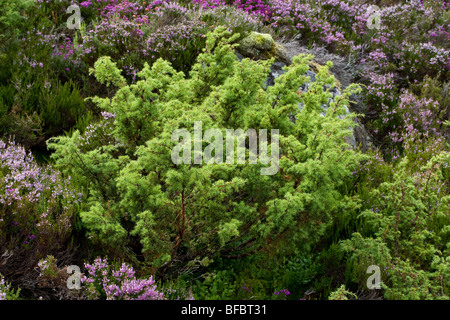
[[328, 285, 357, 300], [49, 27, 364, 275]]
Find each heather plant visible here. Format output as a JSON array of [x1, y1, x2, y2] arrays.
[[392, 92, 445, 162], [192, 0, 271, 18], [188, 4, 264, 40], [81, 257, 165, 300], [228, 0, 272, 18], [66, 2, 194, 78], [410, 76, 450, 138], [0, 75, 86, 149], [356, 1, 449, 143], [0, 139, 80, 251], [272, 289, 290, 300], [365, 75, 446, 161], [37, 255, 59, 278], [72, 1, 262, 77], [75, 15, 148, 78], [36, 255, 69, 290], [48, 27, 364, 278], [34, 255, 85, 299], [144, 20, 210, 73], [392, 41, 449, 82], [0, 25, 88, 149], [364, 3, 448, 76], [267, 0, 372, 52]]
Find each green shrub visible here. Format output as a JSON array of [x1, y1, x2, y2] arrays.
[[341, 153, 450, 299], [328, 284, 357, 300], [48, 27, 365, 278]]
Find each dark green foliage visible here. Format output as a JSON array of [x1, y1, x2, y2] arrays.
[[341, 153, 450, 299], [0, 75, 85, 149], [0, 0, 33, 47]]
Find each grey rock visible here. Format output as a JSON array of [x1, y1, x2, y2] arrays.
[[235, 51, 244, 61], [264, 61, 288, 88], [305, 70, 316, 82]]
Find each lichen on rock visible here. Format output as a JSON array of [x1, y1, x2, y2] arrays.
[[237, 31, 289, 63]]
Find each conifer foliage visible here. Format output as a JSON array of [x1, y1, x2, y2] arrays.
[[49, 27, 363, 273]]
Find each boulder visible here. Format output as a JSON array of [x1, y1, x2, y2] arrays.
[[237, 32, 289, 64]]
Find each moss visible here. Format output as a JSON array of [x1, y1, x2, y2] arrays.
[[241, 32, 273, 51], [237, 32, 288, 62]]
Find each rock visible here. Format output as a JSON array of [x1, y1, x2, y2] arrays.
[[264, 61, 288, 88], [240, 32, 273, 52], [353, 118, 373, 152], [282, 40, 352, 90], [235, 51, 244, 62], [237, 32, 289, 64], [305, 70, 316, 83]]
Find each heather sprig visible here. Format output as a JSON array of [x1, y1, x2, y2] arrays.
[[81, 257, 165, 300], [273, 288, 290, 300], [37, 255, 59, 278]]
